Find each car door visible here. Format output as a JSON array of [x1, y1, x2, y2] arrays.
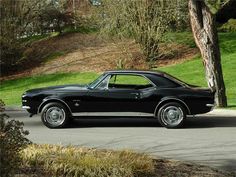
[[83, 74, 141, 113], [74, 73, 158, 116], [86, 74, 156, 115], [105, 87, 141, 112]]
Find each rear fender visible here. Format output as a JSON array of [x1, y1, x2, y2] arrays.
[[154, 97, 191, 116]]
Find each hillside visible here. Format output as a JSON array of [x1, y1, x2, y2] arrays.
[[0, 32, 235, 107], [1, 32, 197, 81]]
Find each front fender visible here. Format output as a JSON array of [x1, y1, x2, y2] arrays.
[[37, 97, 72, 115]]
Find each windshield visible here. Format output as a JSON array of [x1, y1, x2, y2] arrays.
[[88, 74, 106, 89]]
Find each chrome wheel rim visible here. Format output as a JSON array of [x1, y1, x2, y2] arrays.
[[161, 106, 183, 126], [45, 107, 65, 127]]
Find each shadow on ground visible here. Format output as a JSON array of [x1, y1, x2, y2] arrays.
[[68, 115, 236, 129], [218, 159, 236, 173], [6, 110, 236, 129]]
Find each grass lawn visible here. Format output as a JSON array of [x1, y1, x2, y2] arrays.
[[0, 72, 99, 105], [159, 32, 236, 108], [0, 32, 235, 108]]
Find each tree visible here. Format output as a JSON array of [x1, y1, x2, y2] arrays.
[[0, 0, 72, 75], [97, 0, 187, 65], [38, 1, 72, 34], [188, 0, 230, 107]]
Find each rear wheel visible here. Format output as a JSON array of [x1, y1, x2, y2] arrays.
[[41, 102, 70, 128], [157, 102, 186, 128]]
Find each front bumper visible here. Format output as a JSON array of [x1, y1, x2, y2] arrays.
[[22, 106, 31, 109]]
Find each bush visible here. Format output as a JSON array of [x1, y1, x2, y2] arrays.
[[38, 5, 73, 34], [219, 19, 236, 32], [0, 99, 31, 177], [21, 144, 155, 177], [0, 37, 23, 75]]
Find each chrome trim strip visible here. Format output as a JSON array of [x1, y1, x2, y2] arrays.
[[37, 98, 72, 114], [22, 106, 30, 109], [154, 98, 191, 116], [72, 112, 154, 117], [206, 104, 214, 107]]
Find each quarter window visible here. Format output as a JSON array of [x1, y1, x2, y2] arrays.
[[95, 75, 111, 90]]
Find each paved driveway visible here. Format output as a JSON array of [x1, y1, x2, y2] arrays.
[[6, 108, 236, 172]]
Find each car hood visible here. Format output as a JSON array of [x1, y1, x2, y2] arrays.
[[25, 84, 88, 94]]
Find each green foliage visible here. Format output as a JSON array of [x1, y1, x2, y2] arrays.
[[62, 26, 98, 34], [21, 144, 155, 177], [0, 100, 31, 177], [219, 19, 236, 32], [205, 0, 231, 14], [19, 34, 51, 44]]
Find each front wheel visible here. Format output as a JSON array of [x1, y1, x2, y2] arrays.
[[41, 102, 70, 128], [157, 102, 186, 128]]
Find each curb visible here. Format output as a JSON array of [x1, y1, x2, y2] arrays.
[[4, 106, 22, 111]]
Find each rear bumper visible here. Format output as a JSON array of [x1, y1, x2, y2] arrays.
[[206, 104, 215, 107], [206, 103, 215, 111]]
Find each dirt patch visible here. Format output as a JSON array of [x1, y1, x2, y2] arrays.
[[154, 158, 235, 177], [1, 33, 199, 81], [16, 158, 235, 177], [156, 43, 199, 67]]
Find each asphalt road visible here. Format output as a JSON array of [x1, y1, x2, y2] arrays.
[[6, 108, 236, 172]]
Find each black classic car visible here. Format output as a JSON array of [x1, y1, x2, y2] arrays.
[[22, 70, 215, 128]]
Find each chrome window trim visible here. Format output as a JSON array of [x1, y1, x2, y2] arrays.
[[107, 73, 156, 89], [93, 73, 156, 90]]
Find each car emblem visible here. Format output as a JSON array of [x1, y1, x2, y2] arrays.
[[75, 102, 80, 107]]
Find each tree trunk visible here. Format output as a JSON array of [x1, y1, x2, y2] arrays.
[[188, 0, 227, 107]]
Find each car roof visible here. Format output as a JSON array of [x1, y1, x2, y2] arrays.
[[104, 70, 166, 76], [104, 70, 186, 87]]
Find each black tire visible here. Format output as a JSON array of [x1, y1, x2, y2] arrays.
[[41, 102, 70, 128], [157, 102, 186, 128]]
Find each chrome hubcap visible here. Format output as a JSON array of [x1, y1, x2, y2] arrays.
[[161, 106, 183, 126], [45, 107, 65, 127]]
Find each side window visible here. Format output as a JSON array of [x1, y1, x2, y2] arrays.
[[108, 74, 153, 89]]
